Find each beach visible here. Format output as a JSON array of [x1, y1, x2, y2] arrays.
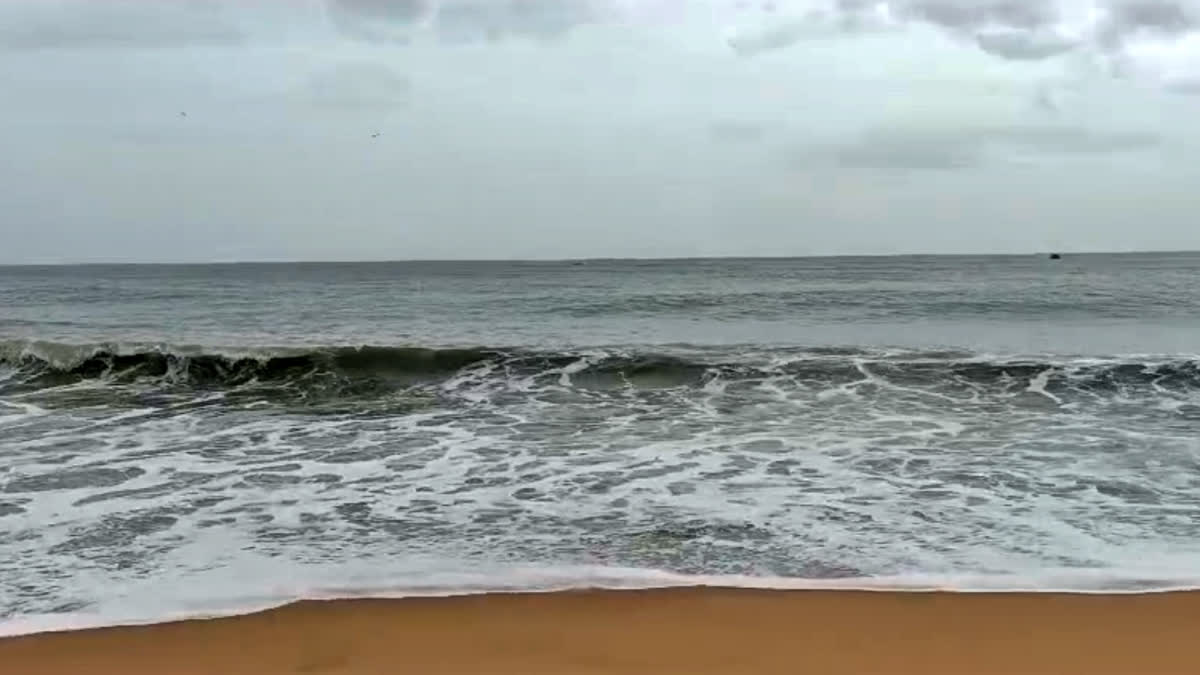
[[3, 587, 1199, 674]]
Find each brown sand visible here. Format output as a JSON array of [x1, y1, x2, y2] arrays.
[[2, 587, 1199, 674]]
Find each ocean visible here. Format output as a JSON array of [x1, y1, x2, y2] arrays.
[[2, 254, 1200, 632]]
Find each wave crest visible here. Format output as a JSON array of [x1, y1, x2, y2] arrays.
[[2, 339, 1198, 403]]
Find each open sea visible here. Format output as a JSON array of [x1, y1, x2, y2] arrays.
[[2, 253, 1200, 633]]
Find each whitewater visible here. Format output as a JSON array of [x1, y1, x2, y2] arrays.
[[2, 255, 1200, 634]]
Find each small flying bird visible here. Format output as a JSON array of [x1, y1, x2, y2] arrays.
[[1033, 86, 1057, 114], [371, 132, 381, 138], [179, 111, 187, 118]]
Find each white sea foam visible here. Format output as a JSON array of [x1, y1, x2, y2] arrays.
[[4, 563, 1200, 638], [4, 345, 1200, 635]]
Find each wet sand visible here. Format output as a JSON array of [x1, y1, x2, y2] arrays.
[[2, 587, 1198, 674]]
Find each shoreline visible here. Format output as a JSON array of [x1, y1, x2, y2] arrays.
[[3, 587, 1200, 674], [8, 573, 1200, 639]]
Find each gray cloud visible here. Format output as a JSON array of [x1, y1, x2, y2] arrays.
[[888, 0, 1196, 38], [899, 0, 1059, 31], [788, 132, 982, 172], [717, 0, 1197, 68], [326, 0, 594, 43], [1109, 0, 1197, 33], [720, 2, 1075, 61], [979, 126, 1160, 152], [728, 20, 819, 55], [839, 1, 1199, 67], [324, 0, 429, 44], [316, 0, 1200, 84], [1097, 0, 1199, 48], [1166, 78, 1200, 94], [795, 124, 1161, 171], [0, 2, 242, 49], [975, 30, 1077, 60], [331, 0, 432, 22], [827, 136, 982, 170]]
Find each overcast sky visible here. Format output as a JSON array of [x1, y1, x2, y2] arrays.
[[1, 0, 1198, 263]]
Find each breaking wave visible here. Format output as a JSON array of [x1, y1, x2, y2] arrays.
[[3, 339, 1199, 402]]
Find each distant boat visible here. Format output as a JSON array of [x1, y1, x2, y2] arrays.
[[1048, 253, 1062, 260]]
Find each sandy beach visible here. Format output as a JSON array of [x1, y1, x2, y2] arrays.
[[2, 587, 1198, 674]]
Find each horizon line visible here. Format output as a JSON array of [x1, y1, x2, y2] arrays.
[[2, 248, 1198, 267]]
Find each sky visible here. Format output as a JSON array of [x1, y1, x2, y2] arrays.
[[1, 0, 1198, 263]]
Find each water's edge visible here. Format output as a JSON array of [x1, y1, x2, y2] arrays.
[[5, 568, 1200, 638]]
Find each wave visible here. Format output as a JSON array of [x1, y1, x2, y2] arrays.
[[0, 340, 504, 385], [2, 339, 1199, 401]]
